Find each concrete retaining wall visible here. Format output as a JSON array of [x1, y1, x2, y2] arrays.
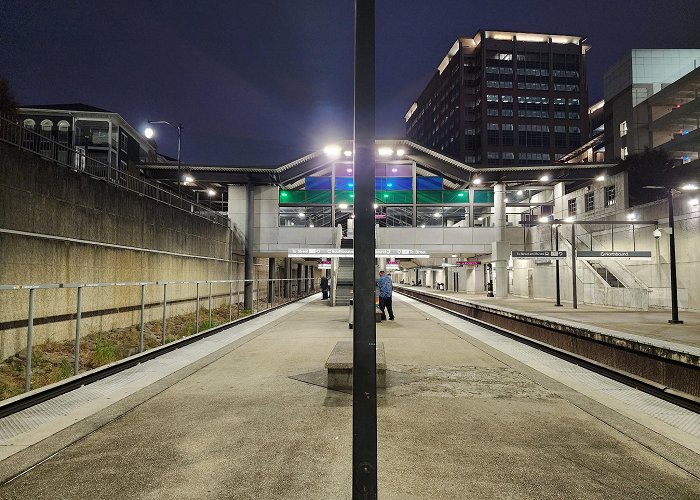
[[0, 143, 241, 360]]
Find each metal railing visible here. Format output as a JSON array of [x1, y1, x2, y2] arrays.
[[0, 116, 229, 227], [1, 277, 317, 396]]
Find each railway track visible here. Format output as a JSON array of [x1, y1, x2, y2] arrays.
[[396, 287, 700, 414]]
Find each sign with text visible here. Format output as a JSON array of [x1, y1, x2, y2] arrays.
[[576, 251, 651, 260], [386, 260, 400, 271], [457, 261, 481, 266], [288, 248, 431, 258], [318, 259, 331, 269], [511, 251, 567, 260]]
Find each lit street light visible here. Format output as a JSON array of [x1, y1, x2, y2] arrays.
[[146, 120, 183, 196]]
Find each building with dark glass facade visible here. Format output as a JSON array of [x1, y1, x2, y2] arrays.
[[405, 30, 590, 166]]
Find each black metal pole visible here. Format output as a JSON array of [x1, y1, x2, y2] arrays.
[[268, 258, 275, 304], [353, 0, 377, 498], [571, 223, 578, 309], [555, 225, 562, 306], [667, 189, 683, 324], [177, 124, 182, 197], [244, 181, 254, 310]]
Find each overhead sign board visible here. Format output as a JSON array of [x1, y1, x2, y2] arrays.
[[375, 249, 430, 258], [457, 261, 481, 266], [511, 251, 567, 260], [288, 248, 431, 258], [577, 251, 651, 260]]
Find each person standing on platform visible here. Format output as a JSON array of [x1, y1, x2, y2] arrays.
[[320, 275, 329, 300], [377, 270, 395, 321]]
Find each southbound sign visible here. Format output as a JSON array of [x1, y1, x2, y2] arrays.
[[577, 251, 652, 260], [511, 251, 567, 260]]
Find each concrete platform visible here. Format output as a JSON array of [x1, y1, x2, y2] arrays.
[[0, 295, 699, 499]]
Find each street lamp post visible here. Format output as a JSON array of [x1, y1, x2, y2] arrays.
[[145, 120, 182, 196], [554, 223, 562, 306], [643, 186, 683, 324]]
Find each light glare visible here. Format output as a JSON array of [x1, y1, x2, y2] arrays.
[[378, 147, 393, 157], [144, 127, 154, 139], [323, 144, 341, 158]]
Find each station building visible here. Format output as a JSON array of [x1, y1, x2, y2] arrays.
[[603, 50, 700, 165]]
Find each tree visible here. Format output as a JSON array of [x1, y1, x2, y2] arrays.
[[0, 77, 19, 120]]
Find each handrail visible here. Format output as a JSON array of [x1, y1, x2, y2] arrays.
[[0, 116, 229, 227], [1, 277, 318, 397]]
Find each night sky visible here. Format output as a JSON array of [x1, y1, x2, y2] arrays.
[[2, 1, 699, 165]]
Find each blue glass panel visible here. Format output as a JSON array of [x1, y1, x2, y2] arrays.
[[305, 177, 331, 190], [417, 176, 443, 190], [335, 177, 354, 190], [376, 177, 412, 190]]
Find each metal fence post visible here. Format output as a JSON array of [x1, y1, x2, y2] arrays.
[[196, 282, 200, 333], [228, 281, 233, 322], [25, 288, 35, 392], [139, 284, 145, 353], [237, 288, 240, 318], [209, 281, 213, 325], [74, 286, 82, 375], [162, 283, 168, 345], [257, 280, 260, 313]]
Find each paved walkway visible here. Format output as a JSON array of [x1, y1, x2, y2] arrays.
[[406, 287, 700, 349], [1, 295, 699, 499]]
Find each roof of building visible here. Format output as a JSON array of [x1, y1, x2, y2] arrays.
[[20, 103, 115, 113]]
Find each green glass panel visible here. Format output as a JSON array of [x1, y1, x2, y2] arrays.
[[306, 190, 331, 204], [335, 190, 355, 204], [375, 190, 412, 204], [443, 190, 470, 203], [473, 190, 495, 203], [279, 190, 306, 204], [417, 191, 443, 204]]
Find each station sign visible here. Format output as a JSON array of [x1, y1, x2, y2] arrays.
[[576, 251, 651, 260], [289, 248, 430, 258], [456, 261, 481, 266], [511, 251, 567, 260], [288, 248, 353, 257], [386, 260, 400, 271], [318, 260, 331, 269], [375, 249, 430, 258]]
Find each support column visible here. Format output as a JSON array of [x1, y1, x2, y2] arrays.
[[310, 267, 315, 291], [284, 258, 291, 298], [304, 265, 309, 293], [244, 181, 254, 310], [268, 258, 275, 304], [296, 263, 302, 296], [491, 183, 510, 298]]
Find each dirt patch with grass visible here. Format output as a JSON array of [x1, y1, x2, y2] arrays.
[[0, 304, 255, 401]]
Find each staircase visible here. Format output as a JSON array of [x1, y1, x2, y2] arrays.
[[590, 263, 625, 288], [335, 238, 354, 306]]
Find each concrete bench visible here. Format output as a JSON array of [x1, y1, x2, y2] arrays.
[[325, 341, 386, 389]]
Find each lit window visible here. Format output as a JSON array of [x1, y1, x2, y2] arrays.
[[568, 198, 577, 216], [619, 121, 628, 137], [605, 185, 616, 206], [621, 147, 628, 160]]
